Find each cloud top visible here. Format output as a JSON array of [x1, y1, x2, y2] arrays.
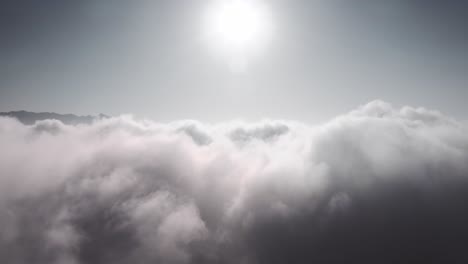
[[1, 101, 468, 264]]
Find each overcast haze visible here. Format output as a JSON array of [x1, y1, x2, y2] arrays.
[[1, 0, 467, 121]]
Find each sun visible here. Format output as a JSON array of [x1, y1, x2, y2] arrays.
[[203, 0, 273, 70]]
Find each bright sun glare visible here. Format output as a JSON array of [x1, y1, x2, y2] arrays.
[[203, 0, 273, 70]]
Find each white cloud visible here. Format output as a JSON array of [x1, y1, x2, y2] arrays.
[[1, 101, 468, 263]]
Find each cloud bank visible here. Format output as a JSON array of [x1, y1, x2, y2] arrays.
[[1, 101, 468, 264]]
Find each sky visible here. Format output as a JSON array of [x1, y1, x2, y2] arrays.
[[2, 2, 468, 264], [1, 0, 467, 122]]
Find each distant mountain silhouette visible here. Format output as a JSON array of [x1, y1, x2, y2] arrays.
[[0, 111, 109, 125]]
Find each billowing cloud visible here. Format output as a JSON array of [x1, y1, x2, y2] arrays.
[[1, 101, 468, 264]]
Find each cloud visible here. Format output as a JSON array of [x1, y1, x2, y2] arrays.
[[1, 101, 468, 264]]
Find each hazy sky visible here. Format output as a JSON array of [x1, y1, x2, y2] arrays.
[[2, 2, 468, 263], [1, 0, 467, 122]]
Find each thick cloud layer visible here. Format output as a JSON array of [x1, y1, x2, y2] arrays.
[[1, 101, 468, 264]]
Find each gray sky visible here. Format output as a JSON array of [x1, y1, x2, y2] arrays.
[[1, 0, 467, 122]]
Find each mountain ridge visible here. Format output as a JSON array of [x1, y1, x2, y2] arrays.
[[0, 110, 109, 125]]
